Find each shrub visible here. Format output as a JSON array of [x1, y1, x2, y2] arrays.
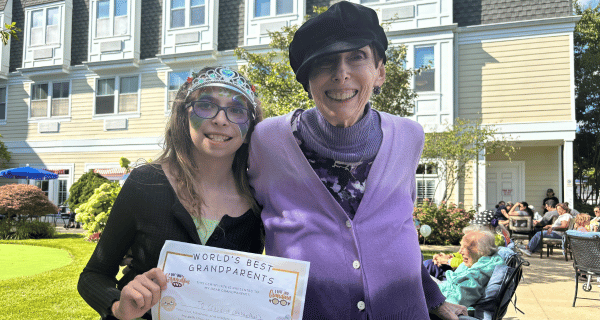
[[0, 220, 56, 240], [65, 170, 110, 211], [75, 182, 121, 239], [0, 184, 58, 219], [413, 200, 475, 245]]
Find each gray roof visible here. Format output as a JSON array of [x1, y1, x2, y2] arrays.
[[454, 0, 573, 27]]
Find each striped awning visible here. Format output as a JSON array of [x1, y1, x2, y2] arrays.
[[94, 168, 127, 180]]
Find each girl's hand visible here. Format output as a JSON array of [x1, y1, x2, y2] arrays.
[[112, 268, 167, 320]]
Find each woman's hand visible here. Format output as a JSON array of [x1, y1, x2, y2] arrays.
[[112, 268, 167, 320], [431, 301, 468, 320], [546, 227, 553, 235]]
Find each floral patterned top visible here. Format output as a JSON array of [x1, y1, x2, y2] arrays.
[[291, 110, 375, 219]]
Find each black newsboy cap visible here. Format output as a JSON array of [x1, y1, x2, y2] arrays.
[[289, 1, 388, 91]]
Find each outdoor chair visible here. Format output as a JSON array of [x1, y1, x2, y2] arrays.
[[539, 217, 575, 259], [508, 215, 533, 242], [565, 232, 600, 307], [430, 250, 530, 320]]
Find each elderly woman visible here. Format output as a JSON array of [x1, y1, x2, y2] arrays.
[[519, 202, 572, 256], [247, 2, 465, 319], [437, 227, 505, 307]]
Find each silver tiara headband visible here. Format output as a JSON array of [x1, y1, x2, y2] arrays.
[[186, 67, 257, 107]]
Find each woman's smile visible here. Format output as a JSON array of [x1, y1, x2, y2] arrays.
[[325, 89, 358, 102], [205, 133, 233, 142]]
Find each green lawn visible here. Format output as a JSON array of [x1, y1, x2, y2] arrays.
[[0, 244, 72, 280], [0, 234, 452, 319], [0, 234, 98, 320]]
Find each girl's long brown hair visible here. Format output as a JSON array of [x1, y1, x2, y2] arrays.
[[154, 67, 263, 220]]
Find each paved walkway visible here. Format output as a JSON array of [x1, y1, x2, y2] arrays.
[[421, 245, 600, 320]]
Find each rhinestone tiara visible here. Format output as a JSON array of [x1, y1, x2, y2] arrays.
[[186, 67, 257, 106]]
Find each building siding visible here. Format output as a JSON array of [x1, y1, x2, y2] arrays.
[[458, 35, 572, 123], [486, 146, 560, 210]]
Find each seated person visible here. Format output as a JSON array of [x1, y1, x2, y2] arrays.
[[437, 226, 505, 308], [574, 213, 591, 232], [519, 202, 572, 256], [542, 188, 559, 214], [507, 201, 534, 228], [533, 199, 559, 228]]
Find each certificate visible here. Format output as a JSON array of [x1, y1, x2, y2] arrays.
[[151, 240, 310, 320]]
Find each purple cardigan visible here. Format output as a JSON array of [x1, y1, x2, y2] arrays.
[[248, 111, 446, 319]]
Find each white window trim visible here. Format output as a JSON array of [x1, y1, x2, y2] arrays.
[[91, 0, 130, 39], [27, 80, 72, 123], [164, 69, 192, 115], [0, 86, 7, 125], [166, 0, 208, 30], [25, 4, 63, 49], [92, 74, 141, 119]]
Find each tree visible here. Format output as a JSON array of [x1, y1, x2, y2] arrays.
[[65, 170, 110, 210], [75, 182, 121, 238], [0, 184, 58, 219], [421, 119, 515, 203], [0, 133, 10, 169], [1, 22, 20, 45], [573, 1, 600, 206], [234, 6, 420, 118]]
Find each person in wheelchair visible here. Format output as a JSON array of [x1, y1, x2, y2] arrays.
[[436, 226, 505, 308]]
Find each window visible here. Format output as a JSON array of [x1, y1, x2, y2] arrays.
[[57, 180, 68, 205], [168, 71, 189, 110], [416, 163, 438, 203], [52, 82, 69, 117], [0, 87, 6, 122], [254, 0, 293, 17], [95, 76, 139, 115], [30, 82, 70, 118], [96, 0, 128, 37], [31, 84, 49, 117], [35, 180, 50, 198], [414, 46, 435, 92], [30, 7, 60, 46], [170, 0, 205, 28]]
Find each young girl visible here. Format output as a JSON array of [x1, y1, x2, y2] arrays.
[[78, 67, 263, 320]]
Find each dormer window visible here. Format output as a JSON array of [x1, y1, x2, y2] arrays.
[[96, 0, 129, 38], [254, 0, 292, 17], [244, 0, 304, 46], [30, 7, 60, 46], [170, 0, 206, 29]]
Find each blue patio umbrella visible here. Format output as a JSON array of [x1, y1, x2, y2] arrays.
[[0, 166, 58, 181]]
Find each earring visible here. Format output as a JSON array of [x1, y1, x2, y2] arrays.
[[373, 86, 381, 95]]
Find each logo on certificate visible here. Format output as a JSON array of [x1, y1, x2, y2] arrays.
[[166, 272, 190, 288], [269, 289, 292, 307], [160, 296, 177, 312]]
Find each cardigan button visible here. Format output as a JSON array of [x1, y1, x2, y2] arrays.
[[352, 260, 360, 269], [357, 300, 366, 310], [346, 220, 352, 228]]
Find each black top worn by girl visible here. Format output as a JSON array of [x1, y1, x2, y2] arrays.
[[78, 164, 264, 320]]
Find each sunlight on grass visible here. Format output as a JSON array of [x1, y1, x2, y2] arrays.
[[0, 234, 99, 320], [0, 244, 72, 280]]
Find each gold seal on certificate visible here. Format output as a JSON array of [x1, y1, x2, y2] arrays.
[[151, 240, 310, 320]]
